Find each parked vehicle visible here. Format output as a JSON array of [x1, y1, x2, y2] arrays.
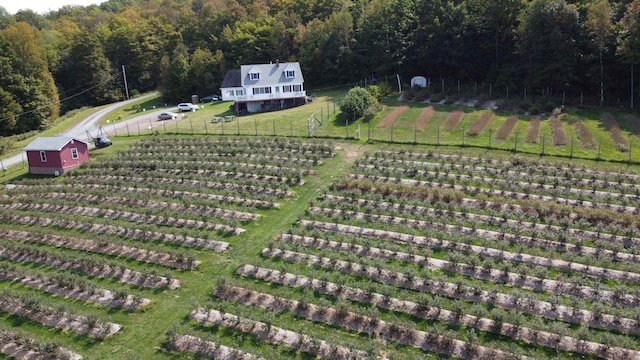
[[200, 95, 221, 103], [94, 135, 112, 148], [158, 112, 178, 120], [177, 103, 199, 112], [86, 127, 112, 148]]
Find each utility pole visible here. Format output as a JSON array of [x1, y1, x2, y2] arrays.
[[122, 65, 130, 100]]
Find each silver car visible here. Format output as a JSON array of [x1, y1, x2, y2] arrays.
[[158, 111, 178, 120]]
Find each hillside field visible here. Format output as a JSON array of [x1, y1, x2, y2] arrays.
[[1, 132, 640, 359]]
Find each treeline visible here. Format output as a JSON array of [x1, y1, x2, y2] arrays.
[[0, 0, 639, 135]]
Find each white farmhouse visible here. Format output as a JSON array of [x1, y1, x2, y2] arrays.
[[220, 61, 306, 114]]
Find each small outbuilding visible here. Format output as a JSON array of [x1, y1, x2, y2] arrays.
[[23, 137, 89, 175], [411, 76, 428, 88]]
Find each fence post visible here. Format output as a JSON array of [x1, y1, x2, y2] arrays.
[[136, 120, 139, 135], [254, 118, 258, 136], [437, 125, 440, 146], [204, 118, 208, 135], [514, 130, 518, 152], [237, 117, 240, 135], [391, 123, 394, 142], [570, 135, 574, 158], [221, 119, 224, 135], [462, 126, 465, 146], [163, 120, 166, 133], [414, 124, 417, 143], [630, 139, 633, 163], [488, 128, 492, 148], [541, 134, 545, 155], [346, 119, 349, 138], [126, 122, 130, 136], [190, 117, 194, 134], [597, 142, 601, 160], [273, 118, 276, 136], [149, 117, 152, 130], [290, 118, 293, 137], [368, 121, 371, 141]]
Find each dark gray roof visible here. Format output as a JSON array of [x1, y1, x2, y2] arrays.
[[24, 137, 87, 151], [220, 69, 242, 88], [240, 62, 304, 87]]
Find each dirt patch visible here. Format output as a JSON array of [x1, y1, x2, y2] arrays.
[[525, 116, 541, 143], [378, 105, 409, 128], [550, 115, 568, 145], [415, 106, 434, 130], [442, 110, 464, 131], [467, 111, 495, 135], [335, 143, 367, 166], [602, 112, 629, 151], [497, 116, 518, 140], [624, 114, 640, 136], [572, 120, 596, 149]]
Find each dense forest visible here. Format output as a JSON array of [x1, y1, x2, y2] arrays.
[[0, 0, 639, 135]]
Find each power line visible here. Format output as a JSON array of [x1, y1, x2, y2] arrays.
[[0, 69, 119, 124]]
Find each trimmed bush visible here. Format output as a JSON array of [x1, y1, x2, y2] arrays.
[[339, 87, 376, 123]]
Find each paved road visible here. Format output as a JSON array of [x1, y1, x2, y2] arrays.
[[1, 93, 158, 170]]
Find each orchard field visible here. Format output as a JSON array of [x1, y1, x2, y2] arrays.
[[2, 133, 640, 359]]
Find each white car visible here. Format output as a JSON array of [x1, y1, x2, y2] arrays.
[[177, 103, 199, 112], [158, 111, 178, 120]]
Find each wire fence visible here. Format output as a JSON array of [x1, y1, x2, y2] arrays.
[[102, 111, 640, 165]]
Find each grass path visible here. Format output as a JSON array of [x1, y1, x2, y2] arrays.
[[84, 139, 364, 359]]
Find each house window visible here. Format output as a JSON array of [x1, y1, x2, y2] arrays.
[[253, 87, 272, 95], [249, 72, 260, 80], [235, 89, 245, 96], [293, 84, 302, 92], [40, 151, 47, 162], [285, 70, 295, 78], [282, 85, 292, 93], [71, 148, 79, 159]]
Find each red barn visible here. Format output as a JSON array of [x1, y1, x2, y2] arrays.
[[23, 137, 89, 175]]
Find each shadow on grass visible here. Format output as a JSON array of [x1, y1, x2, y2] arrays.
[[127, 98, 167, 114]]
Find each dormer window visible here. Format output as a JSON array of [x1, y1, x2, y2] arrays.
[[250, 72, 260, 80], [285, 70, 295, 78]]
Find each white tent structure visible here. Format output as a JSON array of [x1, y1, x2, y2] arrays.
[[411, 76, 428, 88]]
